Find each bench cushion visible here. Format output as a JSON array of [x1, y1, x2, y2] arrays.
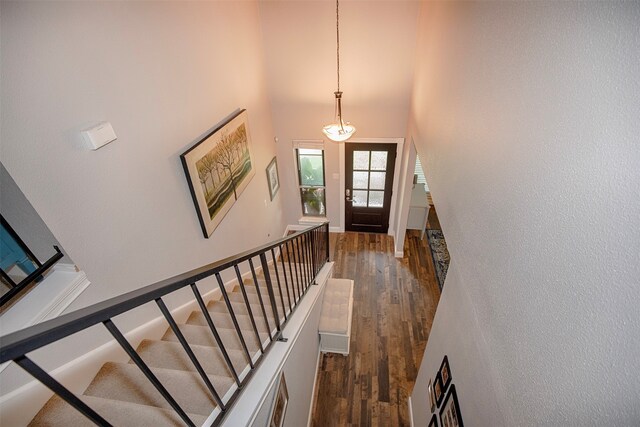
[[319, 278, 353, 334]]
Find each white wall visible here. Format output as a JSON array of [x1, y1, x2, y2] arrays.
[[1, 0, 284, 389], [409, 1, 640, 426], [259, 1, 419, 228]]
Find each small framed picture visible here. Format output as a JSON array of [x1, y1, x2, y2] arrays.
[[266, 156, 280, 201], [269, 372, 289, 427], [439, 355, 452, 393], [434, 373, 444, 407], [428, 379, 436, 413], [428, 413, 438, 427], [439, 384, 463, 427]]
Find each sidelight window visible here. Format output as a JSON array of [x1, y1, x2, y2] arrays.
[[296, 148, 326, 216]]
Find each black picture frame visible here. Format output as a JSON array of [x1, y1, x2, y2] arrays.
[[180, 109, 255, 238], [428, 413, 439, 427], [434, 372, 445, 408], [266, 156, 280, 201], [439, 384, 463, 427], [439, 355, 452, 394]]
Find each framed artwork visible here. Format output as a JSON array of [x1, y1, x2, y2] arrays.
[[428, 413, 439, 427], [181, 109, 255, 238], [269, 372, 289, 427], [428, 379, 436, 413], [434, 372, 444, 408], [439, 384, 463, 427], [266, 156, 280, 200], [439, 355, 452, 393]]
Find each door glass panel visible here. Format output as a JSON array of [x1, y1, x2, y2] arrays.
[[369, 172, 386, 190], [368, 191, 384, 207], [353, 151, 370, 170], [352, 190, 368, 207], [352, 171, 369, 189], [370, 151, 388, 170]]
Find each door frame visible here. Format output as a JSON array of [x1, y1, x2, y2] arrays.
[[339, 137, 404, 234]]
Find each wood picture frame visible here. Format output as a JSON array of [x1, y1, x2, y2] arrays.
[[180, 109, 255, 238], [439, 355, 452, 394], [439, 384, 463, 427], [266, 156, 280, 201], [269, 372, 289, 427], [428, 413, 439, 427], [434, 372, 445, 408], [428, 378, 436, 413]]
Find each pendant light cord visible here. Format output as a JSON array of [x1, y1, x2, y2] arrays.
[[336, 0, 340, 92]]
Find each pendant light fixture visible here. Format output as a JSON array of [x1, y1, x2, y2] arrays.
[[322, 0, 356, 142]]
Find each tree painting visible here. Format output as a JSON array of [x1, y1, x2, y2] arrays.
[[195, 122, 253, 220], [182, 110, 255, 238]]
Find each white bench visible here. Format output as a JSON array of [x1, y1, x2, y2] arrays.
[[318, 278, 354, 355]]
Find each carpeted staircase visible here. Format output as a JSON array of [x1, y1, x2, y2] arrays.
[[28, 267, 300, 426]]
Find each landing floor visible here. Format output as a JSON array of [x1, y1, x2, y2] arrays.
[[310, 230, 441, 426]]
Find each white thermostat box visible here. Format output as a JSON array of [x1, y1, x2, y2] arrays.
[[81, 122, 117, 150]]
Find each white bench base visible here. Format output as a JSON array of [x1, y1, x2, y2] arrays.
[[319, 278, 354, 355]]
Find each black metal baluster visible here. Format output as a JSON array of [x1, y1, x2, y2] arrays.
[[303, 232, 313, 285], [285, 241, 300, 304], [279, 244, 294, 312], [232, 266, 267, 350], [246, 260, 273, 339], [270, 248, 288, 321], [259, 254, 281, 333], [155, 298, 225, 410], [325, 223, 330, 262], [291, 239, 304, 298], [215, 273, 257, 367], [103, 319, 195, 427], [190, 284, 242, 386], [311, 229, 318, 277], [294, 236, 307, 292], [14, 355, 112, 426]]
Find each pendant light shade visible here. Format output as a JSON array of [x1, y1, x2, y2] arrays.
[[322, 91, 356, 142], [322, 0, 355, 142]]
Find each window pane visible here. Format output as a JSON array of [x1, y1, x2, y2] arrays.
[[370, 151, 388, 170], [353, 151, 370, 170], [352, 190, 368, 207], [369, 172, 385, 190], [299, 154, 324, 186], [300, 187, 326, 216], [368, 191, 384, 207], [353, 171, 369, 189]]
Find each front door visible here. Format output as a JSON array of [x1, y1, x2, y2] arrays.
[[345, 143, 397, 233]]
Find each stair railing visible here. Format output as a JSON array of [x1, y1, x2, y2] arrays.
[[0, 221, 330, 427]]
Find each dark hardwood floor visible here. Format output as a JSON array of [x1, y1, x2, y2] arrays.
[[310, 230, 441, 426]]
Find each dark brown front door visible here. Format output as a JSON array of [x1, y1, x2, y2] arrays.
[[345, 143, 397, 233]]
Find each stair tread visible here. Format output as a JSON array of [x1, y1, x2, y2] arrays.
[[83, 362, 232, 416], [135, 339, 248, 379], [161, 322, 261, 354], [29, 394, 207, 427]]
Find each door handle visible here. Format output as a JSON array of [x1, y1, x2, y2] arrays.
[[346, 197, 353, 202]]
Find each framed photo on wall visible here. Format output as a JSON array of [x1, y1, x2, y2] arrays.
[[439, 355, 452, 393], [180, 109, 255, 238], [434, 373, 445, 408], [439, 384, 463, 427], [428, 413, 439, 427], [269, 372, 289, 427], [266, 156, 280, 200]]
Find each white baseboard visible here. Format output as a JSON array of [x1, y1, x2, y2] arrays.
[[408, 396, 415, 427], [329, 226, 341, 233], [306, 347, 323, 427], [395, 250, 404, 258]]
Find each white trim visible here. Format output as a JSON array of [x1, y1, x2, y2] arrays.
[[0, 265, 90, 337], [339, 137, 405, 235], [395, 250, 404, 258], [329, 226, 341, 233], [292, 139, 324, 150], [408, 396, 415, 427], [306, 347, 323, 427]]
